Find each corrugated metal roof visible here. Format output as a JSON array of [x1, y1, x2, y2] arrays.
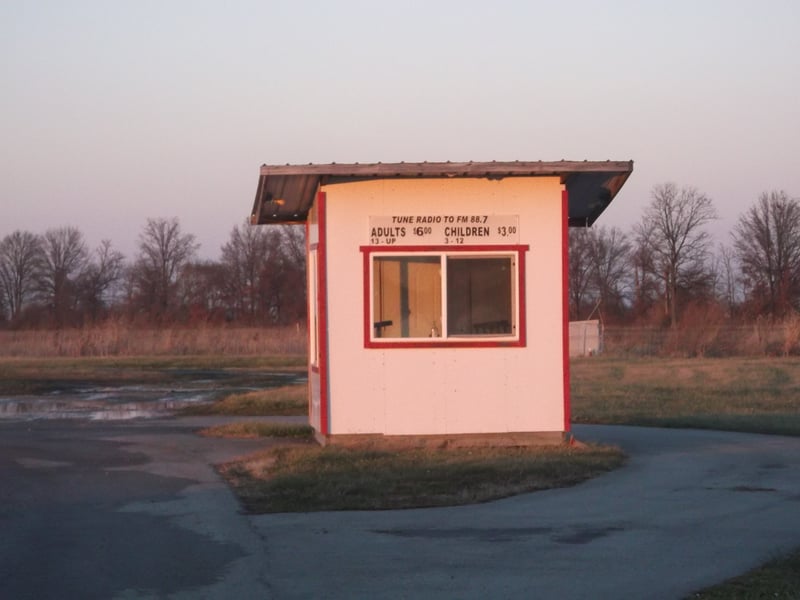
[[250, 160, 633, 227]]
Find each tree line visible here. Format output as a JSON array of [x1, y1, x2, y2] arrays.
[[3, 183, 797, 332], [570, 184, 800, 327], [0, 218, 305, 328]]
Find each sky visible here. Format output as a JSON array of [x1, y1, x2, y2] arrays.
[[2, 0, 799, 259]]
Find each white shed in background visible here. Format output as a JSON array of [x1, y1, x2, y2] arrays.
[[569, 320, 603, 357]]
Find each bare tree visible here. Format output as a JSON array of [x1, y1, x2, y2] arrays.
[[0, 278, 6, 323], [79, 240, 125, 322], [279, 225, 306, 269], [629, 224, 660, 321], [266, 225, 306, 324], [586, 226, 631, 321], [178, 260, 228, 320], [38, 226, 89, 325], [732, 190, 800, 317], [711, 244, 741, 318], [0, 230, 42, 322], [221, 220, 275, 321], [638, 183, 717, 327], [221, 223, 306, 325], [133, 217, 198, 318], [568, 228, 593, 320]]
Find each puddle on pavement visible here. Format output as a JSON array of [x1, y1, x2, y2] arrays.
[[0, 373, 305, 421]]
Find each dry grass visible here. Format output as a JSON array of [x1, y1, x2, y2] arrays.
[[571, 356, 800, 436], [0, 324, 307, 357], [603, 319, 800, 358], [200, 422, 314, 439], [219, 443, 625, 513], [8, 320, 800, 359], [0, 355, 305, 395], [687, 547, 800, 599], [181, 384, 308, 416]]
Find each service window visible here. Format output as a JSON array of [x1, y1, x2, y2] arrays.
[[364, 246, 527, 347]]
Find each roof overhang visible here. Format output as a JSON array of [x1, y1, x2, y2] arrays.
[[250, 160, 633, 227]]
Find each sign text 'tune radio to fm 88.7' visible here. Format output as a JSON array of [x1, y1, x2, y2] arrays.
[[369, 215, 519, 246]]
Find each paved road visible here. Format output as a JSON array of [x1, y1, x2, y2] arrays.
[[1, 419, 799, 599], [0, 417, 289, 600]]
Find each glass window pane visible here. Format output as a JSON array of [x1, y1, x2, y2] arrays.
[[373, 256, 441, 338], [446, 257, 513, 335]]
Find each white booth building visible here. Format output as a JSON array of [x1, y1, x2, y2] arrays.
[[250, 161, 632, 445]]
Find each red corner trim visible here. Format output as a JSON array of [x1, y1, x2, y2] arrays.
[[517, 248, 527, 348], [562, 189, 571, 432], [305, 220, 313, 414], [362, 248, 372, 348], [317, 191, 330, 435]]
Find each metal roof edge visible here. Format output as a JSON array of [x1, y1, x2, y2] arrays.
[[258, 160, 634, 177], [250, 160, 634, 225]]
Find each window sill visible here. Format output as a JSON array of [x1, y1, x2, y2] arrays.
[[366, 338, 524, 349]]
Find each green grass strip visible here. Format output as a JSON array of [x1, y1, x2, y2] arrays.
[[687, 547, 800, 598], [201, 422, 314, 439]]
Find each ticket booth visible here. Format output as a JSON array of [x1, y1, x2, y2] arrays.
[[250, 161, 632, 445]]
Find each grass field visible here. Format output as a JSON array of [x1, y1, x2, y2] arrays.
[[0, 325, 307, 358], [688, 548, 800, 599], [571, 356, 800, 436], [181, 384, 308, 416], [200, 422, 314, 439], [0, 354, 305, 395]]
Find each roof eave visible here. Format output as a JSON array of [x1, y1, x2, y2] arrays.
[[250, 160, 633, 225]]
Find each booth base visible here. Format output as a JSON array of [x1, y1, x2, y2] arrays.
[[314, 430, 570, 449]]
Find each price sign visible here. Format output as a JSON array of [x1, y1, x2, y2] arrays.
[[369, 215, 519, 245]]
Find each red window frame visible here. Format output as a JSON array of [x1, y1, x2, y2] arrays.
[[360, 244, 529, 349]]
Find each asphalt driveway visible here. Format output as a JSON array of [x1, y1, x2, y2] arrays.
[[1, 419, 799, 599], [253, 424, 800, 599]]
